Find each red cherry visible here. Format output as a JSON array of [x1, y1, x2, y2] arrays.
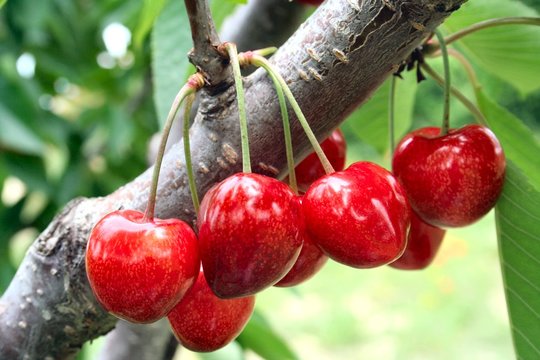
[[86, 209, 200, 323], [168, 270, 255, 352], [303, 162, 410, 268], [294, 129, 347, 192], [198, 173, 302, 298], [275, 196, 328, 287], [389, 211, 446, 270], [392, 125, 506, 228]]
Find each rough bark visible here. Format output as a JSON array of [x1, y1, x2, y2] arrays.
[[0, 0, 466, 358]]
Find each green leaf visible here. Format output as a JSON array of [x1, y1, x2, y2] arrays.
[[236, 310, 298, 360], [0, 104, 45, 155], [0, 0, 6, 9], [476, 89, 540, 192], [133, 0, 169, 49], [495, 161, 540, 360], [443, 0, 540, 95], [343, 71, 417, 154], [210, 1, 241, 29], [151, 0, 193, 127]]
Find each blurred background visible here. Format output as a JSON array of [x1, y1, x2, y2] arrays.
[[1, 0, 539, 359]]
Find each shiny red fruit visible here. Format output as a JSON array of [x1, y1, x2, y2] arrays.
[[303, 162, 410, 268], [294, 129, 347, 192], [168, 271, 255, 352], [86, 209, 200, 323], [198, 173, 302, 298], [389, 211, 446, 270], [275, 197, 328, 287], [392, 125, 506, 228]]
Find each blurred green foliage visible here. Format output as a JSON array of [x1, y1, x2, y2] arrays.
[[1, 0, 540, 359]]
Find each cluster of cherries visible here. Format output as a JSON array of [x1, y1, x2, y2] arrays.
[[86, 123, 505, 352]]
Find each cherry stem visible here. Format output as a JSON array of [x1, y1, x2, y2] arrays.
[[388, 75, 397, 157], [421, 62, 488, 126], [144, 73, 204, 222], [183, 93, 199, 213], [224, 42, 251, 173], [445, 17, 540, 46], [250, 54, 335, 175], [253, 47, 278, 58], [254, 57, 298, 194], [434, 29, 451, 135]]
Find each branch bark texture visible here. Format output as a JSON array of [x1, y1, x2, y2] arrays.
[[0, 0, 466, 358]]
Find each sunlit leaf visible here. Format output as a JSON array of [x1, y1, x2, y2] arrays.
[[496, 161, 540, 360], [476, 89, 540, 192], [444, 0, 540, 95]]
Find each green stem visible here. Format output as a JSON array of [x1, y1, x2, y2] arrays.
[[225, 42, 251, 173], [445, 17, 540, 45], [253, 47, 278, 57], [259, 61, 298, 194], [421, 62, 488, 126], [144, 74, 203, 221], [388, 75, 397, 157], [183, 93, 199, 213], [434, 29, 451, 135], [250, 54, 334, 174]]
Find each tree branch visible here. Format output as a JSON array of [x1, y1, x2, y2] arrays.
[[0, 0, 466, 358]]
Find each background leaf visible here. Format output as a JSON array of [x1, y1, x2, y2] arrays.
[[342, 71, 417, 154], [237, 310, 298, 360], [151, 0, 192, 127], [133, 0, 169, 49], [476, 89, 540, 192], [495, 161, 540, 359], [151, 1, 241, 127], [443, 0, 540, 95], [0, 104, 45, 155]]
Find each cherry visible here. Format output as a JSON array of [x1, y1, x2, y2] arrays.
[[275, 196, 328, 287], [197, 173, 302, 298], [86, 209, 200, 323], [293, 129, 347, 193], [392, 125, 506, 228], [389, 211, 446, 270], [168, 270, 255, 352], [303, 162, 410, 268]]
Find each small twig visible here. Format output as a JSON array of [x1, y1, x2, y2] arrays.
[[184, 0, 230, 86]]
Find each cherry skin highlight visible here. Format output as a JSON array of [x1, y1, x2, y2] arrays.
[[392, 125, 506, 228], [303, 162, 410, 268], [168, 270, 255, 352], [85, 209, 200, 323], [197, 173, 302, 298], [389, 211, 446, 270], [275, 196, 328, 287], [294, 128, 347, 192]]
